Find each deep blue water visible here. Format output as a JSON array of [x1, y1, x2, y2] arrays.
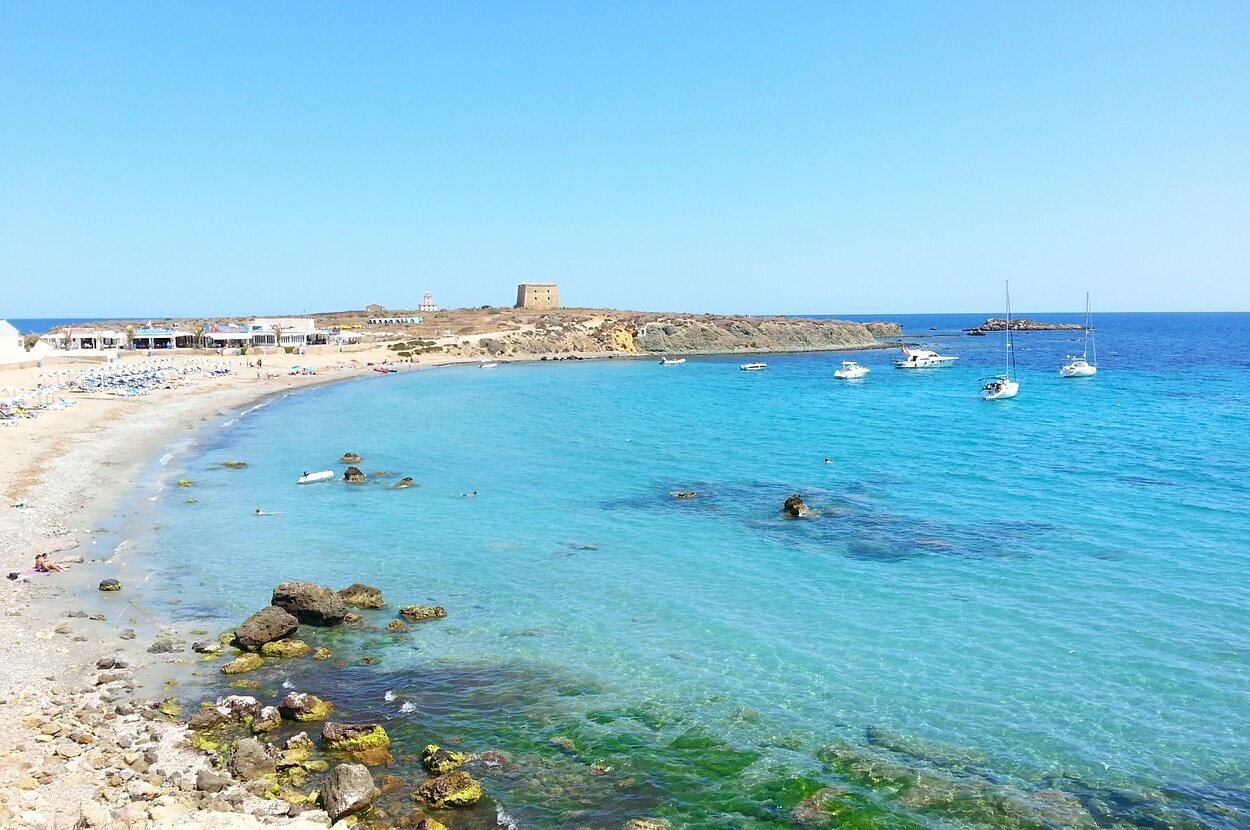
[[112, 312, 1249, 828], [8, 317, 111, 333]]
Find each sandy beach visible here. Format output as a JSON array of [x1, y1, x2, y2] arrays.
[[0, 344, 489, 829]]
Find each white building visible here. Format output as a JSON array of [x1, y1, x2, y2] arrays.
[[419, 292, 439, 312], [248, 318, 327, 347], [0, 319, 56, 365], [201, 324, 253, 348]]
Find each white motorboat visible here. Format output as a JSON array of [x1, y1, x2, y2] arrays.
[[660, 357, 686, 365], [894, 348, 958, 368], [479, 362, 499, 369], [1060, 294, 1098, 378], [833, 361, 869, 379], [297, 470, 334, 484], [739, 362, 767, 371], [982, 281, 1020, 401]]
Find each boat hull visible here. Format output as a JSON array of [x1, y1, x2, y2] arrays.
[[982, 380, 1020, 401], [1060, 363, 1097, 378], [297, 471, 335, 484]]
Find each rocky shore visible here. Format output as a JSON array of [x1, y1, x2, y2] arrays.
[[967, 318, 1084, 332]]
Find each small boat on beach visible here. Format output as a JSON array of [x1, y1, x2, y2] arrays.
[[895, 348, 958, 368], [659, 357, 686, 365], [1060, 294, 1098, 378], [479, 362, 499, 369], [372, 366, 397, 374], [297, 470, 334, 484], [739, 362, 767, 371], [982, 281, 1020, 401], [833, 361, 869, 380]]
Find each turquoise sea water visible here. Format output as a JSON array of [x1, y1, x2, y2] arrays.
[[123, 313, 1249, 828]]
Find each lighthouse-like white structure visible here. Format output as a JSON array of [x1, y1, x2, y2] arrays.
[[419, 292, 439, 312]]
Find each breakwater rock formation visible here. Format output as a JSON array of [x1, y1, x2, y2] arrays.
[[970, 318, 1084, 332], [429, 313, 901, 360]]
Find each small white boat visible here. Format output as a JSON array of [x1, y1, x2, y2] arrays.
[[833, 361, 870, 379], [982, 281, 1020, 401], [895, 348, 958, 368], [479, 362, 499, 369], [1060, 293, 1098, 378], [739, 362, 767, 371], [297, 470, 334, 484], [659, 357, 686, 365]]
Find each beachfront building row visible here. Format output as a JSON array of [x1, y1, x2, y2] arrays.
[[43, 318, 361, 352]]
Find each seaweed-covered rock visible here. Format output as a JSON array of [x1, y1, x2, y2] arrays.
[[312, 646, 333, 660], [251, 705, 282, 734], [229, 738, 277, 780], [339, 453, 363, 464], [98, 579, 122, 592], [783, 493, 809, 518], [413, 770, 483, 808], [260, 638, 311, 658], [624, 820, 672, 830], [320, 763, 376, 822], [338, 583, 386, 609], [421, 744, 469, 775], [406, 813, 448, 830], [272, 581, 347, 626], [321, 722, 390, 754], [235, 606, 300, 650], [222, 461, 248, 469], [388, 619, 408, 632], [221, 653, 264, 675], [398, 605, 447, 621], [343, 466, 367, 483], [279, 692, 334, 722]]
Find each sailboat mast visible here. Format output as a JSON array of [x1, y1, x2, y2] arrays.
[[1004, 281, 1014, 378]]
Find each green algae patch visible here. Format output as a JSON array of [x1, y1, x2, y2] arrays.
[[260, 638, 311, 658], [227, 678, 263, 689], [177, 479, 195, 487], [322, 724, 390, 753], [421, 744, 469, 775], [413, 770, 483, 808], [221, 653, 264, 674]]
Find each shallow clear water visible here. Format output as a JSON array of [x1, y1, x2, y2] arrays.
[[126, 312, 1250, 828]]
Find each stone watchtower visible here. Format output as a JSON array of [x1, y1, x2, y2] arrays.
[[515, 283, 560, 310]]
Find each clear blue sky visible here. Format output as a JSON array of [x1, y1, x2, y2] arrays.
[[2, 1, 1247, 316]]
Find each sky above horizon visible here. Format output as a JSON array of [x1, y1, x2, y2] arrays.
[[2, 2, 1248, 317]]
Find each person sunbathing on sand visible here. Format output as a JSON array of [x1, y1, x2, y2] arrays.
[[34, 554, 66, 573]]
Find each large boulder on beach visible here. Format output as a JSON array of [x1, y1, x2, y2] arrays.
[[279, 691, 335, 722], [413, 770, 483, 808], [343, 466, 366, 483], [320, 763, 376, 821], [235, 606, 300, 650], [782, 493, 810, 518], [338, 583, 386, 609], [229, 738, 277, 780], [98, 579, 122, 592], [272, 581, 347, 626]]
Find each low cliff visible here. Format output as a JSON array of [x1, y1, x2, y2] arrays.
[[434, 314, 900, 360], [971, 318, 1083, 332]]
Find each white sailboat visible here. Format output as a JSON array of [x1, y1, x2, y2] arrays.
[[1060, 294, 1098, 377], [981, 282, 1020, 401]]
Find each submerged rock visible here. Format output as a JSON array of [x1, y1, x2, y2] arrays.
[[279, 692, 335, 722], [624, 820, 672, 830], [98, 579, 122, 592], [260, 638, 311, 659], [398, 605, 447, 621], [421, 744, 469, 775], [221, 653, 264, 675], [272, 581, 347, 626], [670, 491, 698, 499], [338, 583, 386, 609], [865, 725, 988, 767], [343, 466, 367, 483], [312, 646, 333, 660], [783, 493, 810, 518], [413, 770, 483, 808], [235, 606, 300, 650], [222, 461, 248, 469], [388, 619, 409, 633], [320, 763, 376, 821], [395, 477, 415, 489]]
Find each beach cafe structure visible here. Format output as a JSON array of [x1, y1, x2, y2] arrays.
[[248, 318, 328, 348], [131, 326, 197, 350], [201, 324, 252, 348]]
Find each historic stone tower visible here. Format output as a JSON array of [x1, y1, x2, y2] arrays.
[[515, 283, 560, 310]]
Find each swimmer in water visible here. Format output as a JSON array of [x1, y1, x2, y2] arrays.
[[255, 508, 282, 516], [824, 458, 832, 464], [460, 491, 477, 498]]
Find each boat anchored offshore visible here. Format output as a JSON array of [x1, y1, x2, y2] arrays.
[[479, 362, 499, 369], [895, 348, 958, 368], [982, 281, 1020, 401], [660, 357, 686, 365], [833, 361, 869, 379], [1060, 293, 1098, 378], [297, 470, 335, 484], [739, 362, 767, 371]]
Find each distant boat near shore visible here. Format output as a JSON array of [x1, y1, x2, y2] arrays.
[[739, 362, 767, 371], [895, 348, 958, 368], [1060, 294, 1098, 378], [834, 361, 869, 380], [659, 357, 686, 365]]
